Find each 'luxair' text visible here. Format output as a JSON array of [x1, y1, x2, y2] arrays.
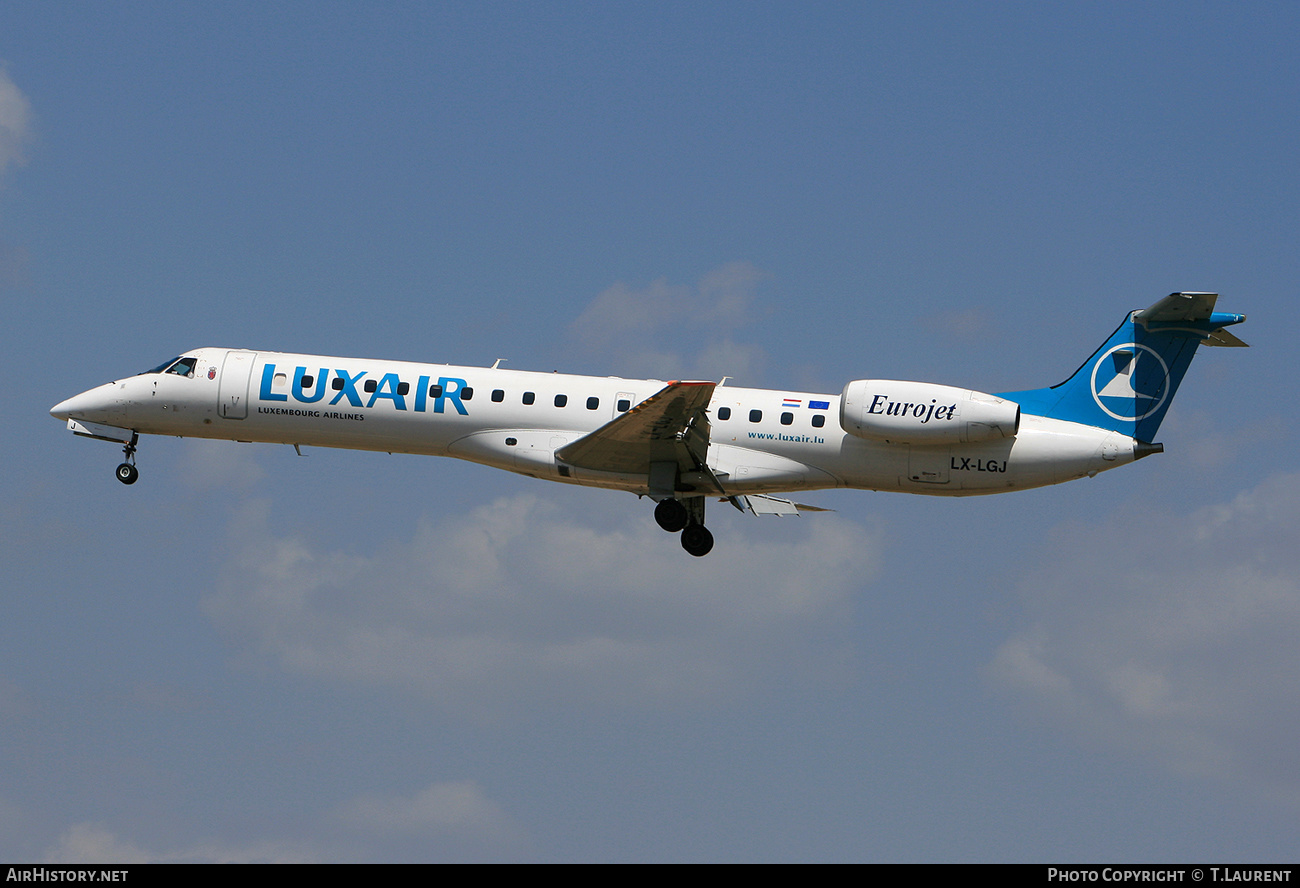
[[259, 364, 470, 414]]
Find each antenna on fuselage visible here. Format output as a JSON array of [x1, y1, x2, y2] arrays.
[[491, 358, 507, 369]]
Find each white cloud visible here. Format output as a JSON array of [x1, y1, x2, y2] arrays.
[[987, 471, 1300, 796], [919, 307, 992, 341], [44, 822, 312, 864], [566, 262, 770, 382], [41, 783, 518, 863], [569, 279, 689, 344], [0, 68, 31, 285], [1157, 408, 1285, 471], [174, 438, 267, 491], [0, 68, 31, 178], [339, 781, 519, 839], [45, 824, 151, 865], [205, 494, 878, 711]]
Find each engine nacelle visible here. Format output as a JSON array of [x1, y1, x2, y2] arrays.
[[839, 379, 1020, 445]]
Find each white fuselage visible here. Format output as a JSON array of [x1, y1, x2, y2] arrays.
[[52, 347, 1138, 498]]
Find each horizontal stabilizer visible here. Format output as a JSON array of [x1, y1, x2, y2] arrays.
[[1204, 327, 1249, 347], [1132, 291, 1219, 323], [1132, 291, 1248, 345]]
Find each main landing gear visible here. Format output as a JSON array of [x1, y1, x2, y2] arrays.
[[653, 498, 714, 557], [115, 434, 140, 485], [680, 523, 714, 558], [654, 499, 689, 532]]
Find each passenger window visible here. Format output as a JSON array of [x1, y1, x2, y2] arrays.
[[492, 389, 504, 402], [462, 387, 474, 400], [617, 399, 631, 412], [812, 414, 825, 428], [586, 396, 599, 410], [781, 412, 793, 425], [429, 384, 443, 398], [397, 382, 410, 396], [555, 394, 568, 408], [300, 375, 314, 388], [364, 379, 377, 393], [717, 407, 731, 420], [523, 391, 535, 405], [333, 378, 345, 391], [749, 409, 762, 423]]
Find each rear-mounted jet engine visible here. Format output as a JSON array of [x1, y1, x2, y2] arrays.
[[839, 380, 1020, 445]]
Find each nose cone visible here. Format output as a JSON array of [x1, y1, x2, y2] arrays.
[[49, 396, 75, 420], [50, 383, 125, 423]]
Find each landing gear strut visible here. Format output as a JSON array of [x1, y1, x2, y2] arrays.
[[115, 434, 139, 485]]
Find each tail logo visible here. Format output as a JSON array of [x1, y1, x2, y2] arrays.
[[1090, 343, 1170, 422]]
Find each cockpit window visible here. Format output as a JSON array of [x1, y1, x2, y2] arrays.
[[166, 357, 197, 377], [140, 356, 197, 377], [142, 356, 182, 375]]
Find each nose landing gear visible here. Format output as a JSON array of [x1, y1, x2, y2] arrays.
[[115, 434, 140, 485]]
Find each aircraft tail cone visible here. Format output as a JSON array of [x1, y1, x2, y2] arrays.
[[1134, 441, 1164, 460]]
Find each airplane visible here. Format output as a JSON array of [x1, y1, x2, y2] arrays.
[[50, 292, 1246, 556]]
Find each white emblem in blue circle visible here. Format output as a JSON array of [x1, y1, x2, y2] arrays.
[[1090, 343, 1170, 422]]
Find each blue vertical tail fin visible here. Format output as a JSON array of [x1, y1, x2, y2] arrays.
[[1000, 293, 1246, 442]]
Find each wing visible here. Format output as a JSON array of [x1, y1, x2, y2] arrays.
[[556, 380, 717, 483]]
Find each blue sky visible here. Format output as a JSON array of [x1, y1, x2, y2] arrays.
[[2, 2, 1297, 861]]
